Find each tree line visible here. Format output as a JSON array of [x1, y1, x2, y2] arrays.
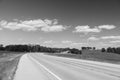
[[0, 44, 82, 54], [101, 47, 120, 54], [81, 46, 120, 54], [0, 44, 120, 55], [81, 47, 96, 50]]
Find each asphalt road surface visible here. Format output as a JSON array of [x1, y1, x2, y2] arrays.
[[14, 53, 120, 80]]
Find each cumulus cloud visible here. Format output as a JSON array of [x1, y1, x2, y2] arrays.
[[41, 25, 66, 32], [98, 25, 116, 30], [0, 19, 67, 32], [74, 25, 116, 33], [44, 19, 58, 25], [88, 36, 99, 41], [0, 20, 42, 31], [101, 36, 120, 39], [73, 25, 100, 33]]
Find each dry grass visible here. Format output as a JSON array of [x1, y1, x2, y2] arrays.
[[46, 50, 120, 64], [81, 50, 120, 63], [0, 51, 23, 80]]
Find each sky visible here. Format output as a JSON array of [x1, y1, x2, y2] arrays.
[[0, 0, 120, 49]]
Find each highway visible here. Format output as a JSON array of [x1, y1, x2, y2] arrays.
[[14, 53, 120, 80]]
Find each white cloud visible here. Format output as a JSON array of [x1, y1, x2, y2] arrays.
[[98, 25, 116, 30], [101, 36, 120, 39], [0, 19, 67, 32], [73, 25, 100, 33], [62, 40, 72, 44], [44, 19, 58, 25], [110, 40, 120, 43], [88, 36, 99, 41], [0, 20, 40, 31], [41, 25, 66, 32], [73, 25, 116, 33], [43, 40, 54, 44]]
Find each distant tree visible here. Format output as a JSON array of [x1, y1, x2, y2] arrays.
[[111, 47, 116, 53], [93, 47, 96, 50], [81, 47, 94, 50], [87, 47, 92, 50], [101, 48, 106, 52], [107, 47, 112, 53], [0, 44, 4, 51], [81, 47, 86, 50], [69, 48, 82, 54], [116, 47, 120, 54]]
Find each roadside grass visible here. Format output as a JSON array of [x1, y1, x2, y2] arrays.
[[81, 50, 120, 63], [45, 50, 120, 64], [0, 51, 23, 80]]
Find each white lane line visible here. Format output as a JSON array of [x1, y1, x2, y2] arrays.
[[28, 55, 62, 80]]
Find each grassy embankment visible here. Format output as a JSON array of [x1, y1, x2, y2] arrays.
[[46, 50, 120, 64], [0, 51, 23, 80]]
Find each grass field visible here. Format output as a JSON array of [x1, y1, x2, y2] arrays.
[[0, 51, 23, 80], [46, 50, 120, 64]]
